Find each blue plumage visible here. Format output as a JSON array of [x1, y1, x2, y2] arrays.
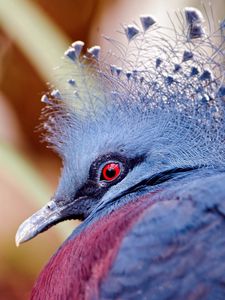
[[16, 6, 225, 300], [39, 6, 225, 212], [100, 170, 225, 299]]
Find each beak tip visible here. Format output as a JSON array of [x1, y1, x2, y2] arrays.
[[15, 239, 20, 247], [15, 227, 25, 247], [15, 220, 34, 247]]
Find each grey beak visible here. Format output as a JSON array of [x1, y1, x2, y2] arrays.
[[15, 200, 63, 246]]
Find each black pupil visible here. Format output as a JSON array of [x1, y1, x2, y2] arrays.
[[106, 168, 116, 178]]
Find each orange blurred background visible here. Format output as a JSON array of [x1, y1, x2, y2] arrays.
[[0, 0, 224, 299]]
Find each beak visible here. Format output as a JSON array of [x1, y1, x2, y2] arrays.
[[16, 194, 93, 246], [15, 199, 69, 246]]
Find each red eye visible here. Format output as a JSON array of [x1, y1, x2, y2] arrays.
[[101, 163, 121, 182]]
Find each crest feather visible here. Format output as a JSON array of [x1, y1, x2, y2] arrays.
[[41, 6, 225, 165]]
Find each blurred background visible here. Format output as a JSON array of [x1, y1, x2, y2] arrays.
[[0, 0, 224, 299]]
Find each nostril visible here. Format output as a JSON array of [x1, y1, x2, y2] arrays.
[[47, 200, 57, 210]]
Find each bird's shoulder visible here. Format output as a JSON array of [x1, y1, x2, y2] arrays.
[[100, 170, 225, 300]]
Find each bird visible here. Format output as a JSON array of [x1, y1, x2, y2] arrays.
[[16, 6, 225, 300]]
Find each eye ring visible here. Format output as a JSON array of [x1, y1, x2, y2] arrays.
[[100, 162, 121, 182]]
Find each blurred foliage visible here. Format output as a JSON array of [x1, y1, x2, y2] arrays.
[[0, 0, 69, 82]]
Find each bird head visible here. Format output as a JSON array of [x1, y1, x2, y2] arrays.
[[16, 7, 225, 245]]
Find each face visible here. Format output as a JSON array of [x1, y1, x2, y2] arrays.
[[15, 147, 146, 246], [15, 106, 197, 245], [16, 98, 206, 246]]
